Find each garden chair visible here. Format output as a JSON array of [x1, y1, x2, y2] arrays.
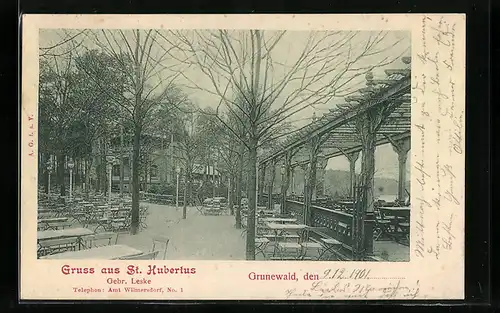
[[38, 237, 78, 257], [119, 250, 159, 260], [84, 232, 117, 248], [151, 235, 170, 260], [255, 237, 270, 259]]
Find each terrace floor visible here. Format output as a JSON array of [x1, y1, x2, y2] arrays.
[[116, 203, 410, 262]]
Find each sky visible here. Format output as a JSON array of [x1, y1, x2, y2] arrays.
[[39, 29, 411, 179]]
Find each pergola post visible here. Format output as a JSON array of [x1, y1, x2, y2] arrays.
[[388, 137, 411, 202], [346, 151, 360, 198], [290, 166, 296, 195], [280, 150, 294, 215], [315, 156, 328, 198], [258, 59, 411, 261], [303, 135, 322, 226], [267, 159, 277, 211], [359, 131, 376, 257], [353, 108, 383, 259]]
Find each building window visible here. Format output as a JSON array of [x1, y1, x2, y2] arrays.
[[151, 165, 158, 178], [112, 165, 120, 176]]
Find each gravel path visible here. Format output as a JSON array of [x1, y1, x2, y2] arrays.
[[116, 203, 246, 260], [115, 202, 409, 261]]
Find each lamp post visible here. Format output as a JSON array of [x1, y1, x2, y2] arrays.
[[47, 161, 53, 196], [227, 176, 230, 203], [82, 160, 86, 193], [106, 156, 114, 206], [68, 159, 75, 202], [176, 166, 181, 208], [213, 161, 217, 198], [280, 164, 286, 215]]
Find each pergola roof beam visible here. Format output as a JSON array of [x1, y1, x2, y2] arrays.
[[260, 61, 411, 164], [321, 131, 411, 161]]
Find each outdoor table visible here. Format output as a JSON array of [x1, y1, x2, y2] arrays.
[[260, 217, 297, 224], [379, 207, 410, 243], [258, 210, 275, 217], [93, 217, 112, 232], [110, 207, 130, 211], [379, 206, 410, 219], [266, 223, 307, 257], [266, 223, 307, 231], [38, 217, 70, 230], [203, 206, 222, 216], [71, 212, 87, 225], [317, 238, 343, 260], [39, 217, 69, 224], [110, 207, 130, 218], [37, 227, 94, 250], [38, 208, 57, 213], [40, 244, 143, 260]]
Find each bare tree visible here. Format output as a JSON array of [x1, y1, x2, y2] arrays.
[[39, 42, 123, 197], [39, 29, 89, 58], [156, 90, 206, 219], [210, 112, 243, 217], [161, 29, 407, 259], [77, 29, 186, 234]]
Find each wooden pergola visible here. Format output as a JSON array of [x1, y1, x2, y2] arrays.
[[258, 56, 411, 260]]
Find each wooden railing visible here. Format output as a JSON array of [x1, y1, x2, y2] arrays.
[[139, 192, 177, 205], [285, 200, 353, 248], [259, 193, 281, 206], [258, 194, 385, 261]]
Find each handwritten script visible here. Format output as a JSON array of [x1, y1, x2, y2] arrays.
[[413, 15, 464, 261], [285, 269, 420, 299]]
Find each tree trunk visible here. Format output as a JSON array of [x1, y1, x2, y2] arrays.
[[57, 154, 66, 196], [102, 156, 107, 196], [183, 174, 188, 219], [44, 169, 49, 193], [258, 164, 266, 206], [130, 125, 141, 235], [74, 159, 80, 187], [228, 176, 234, 215], [145, 158, 150, 192], [85, 158, 92, 196], [183, 174, 190, 219], [235, 144, 244, 229], [41, 153, 49, 193], [101, 139, 107, 195], [95, 163, 100, 192], [148, 161, 152, 192], [246, 161, 252, 201], [245, 137, 257, 260], [186, 167, 193, 206], [120, 126, 124, 196], [267, 162, 276, 210]]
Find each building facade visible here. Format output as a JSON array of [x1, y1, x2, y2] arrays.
[[107, 133, 221, 193]]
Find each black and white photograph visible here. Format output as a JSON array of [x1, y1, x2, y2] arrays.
[[36, 28, 411, 262]]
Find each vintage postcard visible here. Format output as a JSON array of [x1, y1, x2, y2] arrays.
[[20, 14, 465, 300]]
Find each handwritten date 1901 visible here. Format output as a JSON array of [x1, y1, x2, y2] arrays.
[[322, 268, 371, 280]]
